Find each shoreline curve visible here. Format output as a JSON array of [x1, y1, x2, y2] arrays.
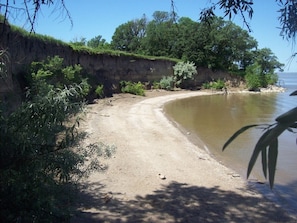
[[73, 90, 296, 222]]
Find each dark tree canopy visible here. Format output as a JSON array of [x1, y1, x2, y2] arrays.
[[111, 13, 277, 72], [111, 15, 147, 52]]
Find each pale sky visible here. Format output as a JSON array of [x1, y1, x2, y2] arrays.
[[8, 0, 297, 72]]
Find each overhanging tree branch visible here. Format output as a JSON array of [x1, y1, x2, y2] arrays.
[[0, 0, 72, 32]]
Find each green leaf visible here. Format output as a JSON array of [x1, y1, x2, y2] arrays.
[[261, 147, 267, 178], [268, 138, 278, 188], [222, 124, 259, 151], [247, 123, 287, 179], [247, 129, 272, 179], [260, 123, 289, 147]]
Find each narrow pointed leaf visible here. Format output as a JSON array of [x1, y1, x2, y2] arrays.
[[247, 123, 286, 179], [261, 147, 267, 178], [247, 129, 272, 178], [222, 124, 259, 151], [268, 138, 278, 189], [260, 123, 289, 146]]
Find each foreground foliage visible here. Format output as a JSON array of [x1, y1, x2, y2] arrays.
[[223, 92, 297, 188], [0, 56, 114, 221]]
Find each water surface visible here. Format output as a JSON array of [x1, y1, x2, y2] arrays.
[[164, 73, 297, 213]]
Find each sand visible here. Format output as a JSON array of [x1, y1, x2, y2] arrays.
[[72, 90, 296, 223]]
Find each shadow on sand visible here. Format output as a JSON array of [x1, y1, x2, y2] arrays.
[[71, 181, 296, 223]]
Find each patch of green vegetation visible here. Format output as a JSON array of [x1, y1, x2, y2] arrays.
[[29, 55, 91, 97], [152, 80, 161, 89], [0, 55, 116, 221], [202, 79, 226, 90], [120, 81, 145, 96], [160, 76, 174, 91], [173, 61, 197, 87], [70, 44, 179, 62], [95, 84, 105, 98]]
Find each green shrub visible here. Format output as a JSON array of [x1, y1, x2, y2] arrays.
[[173, 61, 197, 87], [202, 79, 225, 90], [160, 76, 174, 91], [245, 63, 262, 90], [120, 81, 145, 96], [266, 72, 278, 85], [0, 49, 9, 78], [211, 79, 225, 90], [0, 57, 115, 221], [0, 83, 115, 221], [30, 56, 91, 97], [80, 78, 91, 96], [202, 82, 211, 89], [245, 62, 279, 90], [95, 84, 105, 98], [152, 81, 161, 89]]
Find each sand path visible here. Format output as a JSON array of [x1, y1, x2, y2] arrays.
[[72, 90, 296, 222]]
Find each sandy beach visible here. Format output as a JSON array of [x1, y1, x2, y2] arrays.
[[72, 90, 296, 223]]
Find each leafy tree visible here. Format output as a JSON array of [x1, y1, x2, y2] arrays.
[[254, 48, 284, 75], [70, 37, 87, 47], [122, 12, 261, 71], [172, 17, 203, 62], [222, 20, 258, 70], [197, 16, 258, 70], [111, 15, 147, 53], [244, 48, 283, 90], [244, 62, 263, 90], [87, 35, 109, 49], [172, 15, 258, 71], [152, 11, 173, 23], [142, 11, 178, 57]]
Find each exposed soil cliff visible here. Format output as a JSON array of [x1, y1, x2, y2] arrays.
[[0, 22, 234, 102], [0, 22, 175, 95]]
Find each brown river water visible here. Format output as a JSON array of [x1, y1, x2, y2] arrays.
[[164, 73, 297, 214]]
